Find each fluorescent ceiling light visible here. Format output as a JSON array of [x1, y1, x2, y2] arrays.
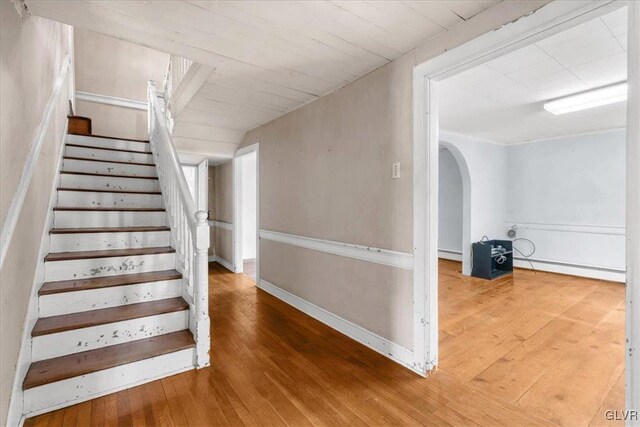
[[544, 82, 627, 115]]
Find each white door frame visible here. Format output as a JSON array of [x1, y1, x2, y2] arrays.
[[233, 143, 260, 281], [626, 1, 640, 418], [412, 0, 637, 394]]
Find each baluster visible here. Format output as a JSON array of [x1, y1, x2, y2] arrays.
[[148, 83, 209, 368]]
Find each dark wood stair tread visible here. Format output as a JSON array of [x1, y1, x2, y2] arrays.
[[45, 246, 175, 262], [39, 269, 182, 295], [61, 171, 158, 180], [66, 143, 152, 155], [53, 207, 165, 212], [32, 297, 189, 337], [57, 187, 161, 195], [63, 156, 156, 167], [23, 330, 194, 389], [50, 226, 170, 234], [79, 134, 150, 143]]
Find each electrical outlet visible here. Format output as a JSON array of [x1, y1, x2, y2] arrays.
[[392, 162, 401, 179]]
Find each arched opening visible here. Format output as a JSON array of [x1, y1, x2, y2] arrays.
[[438, 141, 472, 275]]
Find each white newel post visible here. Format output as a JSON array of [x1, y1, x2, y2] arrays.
[[194, 210, 211, 367]]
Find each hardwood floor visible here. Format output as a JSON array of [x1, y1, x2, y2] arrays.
[[26, 260, 625, 426]]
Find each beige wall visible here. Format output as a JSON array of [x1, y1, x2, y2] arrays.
[[213, 161, 233, 223], [211, 161, 234, 264], [0, 5, 72, 424], [74, 29, 168, 140], [208, 166, 216, 258], [237, 1, 549, 350]]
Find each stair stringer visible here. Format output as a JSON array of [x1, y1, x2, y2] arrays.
[[8, 130, 66, 427]]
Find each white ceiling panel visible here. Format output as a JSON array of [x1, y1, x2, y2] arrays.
[[440, 6, 628, 144]]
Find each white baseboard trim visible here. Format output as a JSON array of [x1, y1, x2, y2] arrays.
[[514, 258, 625, 283], [438, 249, 462, 261], [258, 278, 422, 375], [0, 55, 70, 270], [7, 126, 67, 427], [259, 229, 413, 270], [214, 256, 235, 272], [75, 90, 147, 111]]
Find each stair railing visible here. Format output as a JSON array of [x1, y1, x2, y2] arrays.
[[147, 80, 210, 368]]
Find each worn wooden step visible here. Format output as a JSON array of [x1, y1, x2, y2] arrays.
[[65, 143, 152, 155], [45, 246, 175, 262], [56, 189, 163, 208], [80, 134, 149, 143], [53, 207, 165, 212], [61, 171, 159, 180], [38, 270, 184, 317], [57, 187, 161, 195], [31, 297, 189, 337], [65, 145, 154, 165], [50, 226, 171, 252], [23, 330, 194, 390], [50, 226, 169, 234], [63, 156, 156, 167], [39, 269, 182, 295]]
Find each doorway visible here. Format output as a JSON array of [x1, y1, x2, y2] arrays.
[[414, 0, 638, 417], [182, 159, 208, 211], [233, 144, 260, 282]]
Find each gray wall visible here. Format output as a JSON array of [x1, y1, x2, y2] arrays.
[[438, 148, 463, 253], [506, 129, 626, 270], [74, 29, 168, 140], [0, 7, 72, 423]]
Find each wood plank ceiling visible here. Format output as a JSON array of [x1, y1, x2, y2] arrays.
[[26, 0, 500, 161]]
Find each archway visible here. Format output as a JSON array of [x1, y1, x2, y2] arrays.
[[438, 140, 472, 275]]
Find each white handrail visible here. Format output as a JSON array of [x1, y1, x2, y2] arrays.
[[147, 80, 210, 368]]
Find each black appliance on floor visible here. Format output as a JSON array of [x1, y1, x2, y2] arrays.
[[471, 239, 513, 280]]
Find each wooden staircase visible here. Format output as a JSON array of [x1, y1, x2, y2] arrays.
[[22, 134, 197, 415]]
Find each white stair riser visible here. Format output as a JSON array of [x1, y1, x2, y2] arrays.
[[38, 279, 183, 317], [57, 190, 163, 209], [60, 174, 160, 192], [63, 158, 157, 177], [65, 145, 154, 164], [45, 253, 176, 281], [67, 135, 150, 153], [50, 231, 171, 252], [53, 210, 167, 228], [23, 348, 195, 415], [32, 310, 189, 361]]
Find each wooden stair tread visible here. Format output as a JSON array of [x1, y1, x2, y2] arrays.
[[63, 156, 156, 167], [57, 187, 161, 195], [61, 171, 158, 180], [23, 330, 194, 389], [31, 297, 189, 337], [45, 246, 175, 262], [66, 143, 152, 155], [50, 226, 170, 234], [79, 134, 150, 143], [53, 207, 165, 212], [39, 269, 182, 295]]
